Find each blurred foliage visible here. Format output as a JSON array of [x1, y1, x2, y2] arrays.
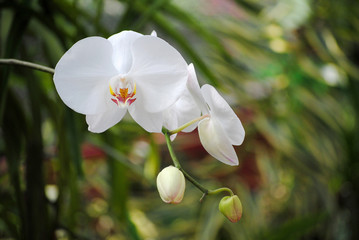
[[1, 0, 359, 239]]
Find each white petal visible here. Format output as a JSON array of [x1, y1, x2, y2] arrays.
[[108, 31, 143, 73], [186, 64, 209, 115], [151, 30, 157, 37], [163, 107, 178, 131], [198, 117, 239, 166], [201, 85, 245, 146], [170, 133, 178, 142], [128, 98, 164, 133], [162, 108, 179, 141], [174, 95, 201, 133], [86, 106, 127, 133], [164, 88, 201, 133], [54, 37, 118, 115], [128, 36, 188, 113]]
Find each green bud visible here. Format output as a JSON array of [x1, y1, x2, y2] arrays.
[[219, 195, 242, 222]]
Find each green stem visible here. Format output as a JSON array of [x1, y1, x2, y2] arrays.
[[182, 168, 208, 195], [163, 129, 233, 201], [169, 114, 209, 135], [208, 187, 234, 196], [164, 130, 207, 192], [0, 58, 55, 74], [164, 130, 181, 169]]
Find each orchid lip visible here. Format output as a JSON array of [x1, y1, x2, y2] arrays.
[[109, 75, 136, 108]]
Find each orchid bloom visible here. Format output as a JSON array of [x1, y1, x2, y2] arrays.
[[187, 64, 245, 166], [54, 30, 188, 133]]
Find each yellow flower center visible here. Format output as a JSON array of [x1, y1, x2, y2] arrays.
[[109, 75, 136, 107]]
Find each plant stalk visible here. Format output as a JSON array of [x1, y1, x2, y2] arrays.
[[0, 58, 55, 74], [168, 114, 209, 135]]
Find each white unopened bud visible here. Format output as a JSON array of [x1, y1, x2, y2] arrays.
[[156, 166, 185, 204]]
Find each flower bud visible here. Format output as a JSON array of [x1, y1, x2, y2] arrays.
[[219, 195, 242, 222], [156, 166, 185, 204]]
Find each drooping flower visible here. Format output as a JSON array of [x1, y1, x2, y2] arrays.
[[187, 64, 245, 166], [54, 30, 188, 133], [156, 166, 186, 204]]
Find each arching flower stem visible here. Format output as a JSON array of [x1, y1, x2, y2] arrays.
[[0, 58, 55, 74], [163, 128, 234, 202], [168, 114, 210, 135], [208, 187, 234, 196]]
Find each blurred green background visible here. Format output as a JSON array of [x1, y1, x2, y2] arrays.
[[1, 0, 359, 239]]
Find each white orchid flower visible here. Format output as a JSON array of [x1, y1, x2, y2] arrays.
[[187, 64, 245, 166], [54, 30, 188, 133]]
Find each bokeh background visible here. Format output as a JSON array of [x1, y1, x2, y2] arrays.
[[1, 0, 359, 239]]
